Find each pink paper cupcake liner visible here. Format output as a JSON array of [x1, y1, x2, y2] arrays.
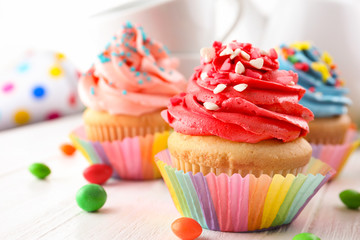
[[311, 128, 359, 179], [156, 150, 335, 232], [70, 126, 169, 180]]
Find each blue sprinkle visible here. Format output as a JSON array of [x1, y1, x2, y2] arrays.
[[120, 39, 124, 44], [159, 67, 165, 72], [112, 36, 117, 40], [90, 87, 95, 95], [98, 53, 111, 63], [130, 67, 135, 72], [127, 52, 131, 57], [125, 21, 133, 28], [118, 61, 124, 67], [139, 28, 147, 41], [122, 89, 127, 95], [120, 51, 125, 56], [116, 43, 120, 47], [111, 52, 117, 56], [105, 42, 111, 50], [33, 86, 46, 99], [143, 72, 147, 76], [17, 62, 29, 73], [135, 72, 140, 77], [163, 45, 170, 54], [125, 42, 129, 47], [138, 80, 144, 85], [109, 81, 113, 85], [146, 76, 151, 81], [142, 46, 150, 56]]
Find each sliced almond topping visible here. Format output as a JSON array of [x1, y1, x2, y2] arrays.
[[203, 102, 220, 110], [249, 58, 264, 69], [235, 61, 245, 74], [213, 84, 227, 94], [233, 83, 248, 92]]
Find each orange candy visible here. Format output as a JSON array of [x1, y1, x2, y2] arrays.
[[60, 143, 76, 156], [171, 217, 202, 240]]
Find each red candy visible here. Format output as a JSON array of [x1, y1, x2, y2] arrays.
[[294, 62, 310, 72], [308, 87, 315, 92], [171, 217, 202, 240], [60, 143, 76, 156], [83, 164, 113, 185]]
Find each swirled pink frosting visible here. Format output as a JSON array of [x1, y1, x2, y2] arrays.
[[162, 41, 314, 143], [79, 22, 186, 116]]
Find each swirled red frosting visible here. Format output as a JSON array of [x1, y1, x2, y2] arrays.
[[162, 41, 314, 143]]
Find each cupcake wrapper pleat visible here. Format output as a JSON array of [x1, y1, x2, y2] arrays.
[[70, 126, 169, 180], [155, 149, 335, 232], [311, 128, 360, 179]]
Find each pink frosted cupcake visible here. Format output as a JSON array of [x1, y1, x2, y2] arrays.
[[71, 22, 186, 180]]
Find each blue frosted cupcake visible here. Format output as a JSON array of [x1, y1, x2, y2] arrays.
[[278, 42, 352, 144]]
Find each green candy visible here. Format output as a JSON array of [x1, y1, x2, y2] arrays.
[[76, 184, 107, 212], [339, 189, 360, 209], [288, 55, 299, 64], [29, 163, 51, 179], [293, 232, 321, 240]]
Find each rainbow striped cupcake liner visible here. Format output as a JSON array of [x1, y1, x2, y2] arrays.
[[156, 150, 335, 232], [311, 128, 359, 179], [70, 126, 169, 180]]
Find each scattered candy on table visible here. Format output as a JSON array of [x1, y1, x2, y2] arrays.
[[339, 189, 360, 209], [60, 143, 76, 156], [293, 232, 321, 240], [0, 51, 83, 131], [83, 164, 113, 185], [171, 217, 202, 240], [76, 184, 107, 212], [29, 163, 51, 179]]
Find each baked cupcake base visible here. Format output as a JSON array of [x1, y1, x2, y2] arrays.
[[70, 126, 169, 180], [310, 125, 359, 179], [156, 149, 335, 232], [168, 132, 312, 177]]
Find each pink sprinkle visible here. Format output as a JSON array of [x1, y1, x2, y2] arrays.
[[46, 112, 61, 120], [68, 93, 77, 106], [308, 87, 315, 92], [2, 82, 14, 93]]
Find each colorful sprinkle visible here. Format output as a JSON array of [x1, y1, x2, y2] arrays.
[[130, 67, 135, 72], [290, 41, 311, 51], [14, 110, 31, 125], [235, 61, 245, 74], [122, 90, 127, 95], [159, 67, 165, 72], [49, 65, 63, 77], [17, 62, 29, 73], [125, 21, 133, 28], [120, 51, 125, 56], [46, 111, 61, 120], [287, 55, 298, 64], [32, 86, 46, 99], [203, 102, 219, 110], [294, 62, 310, 72], [234, 83, 248, 92], [111, 52, 117, 56], [2, 82, 14, 93], [213, 84, 227, 94], [135, 72, 140, 77], [311, 62, 330, 82], [90, 87, 95, 95], [127, 52, 131, 57], [55, 52, 65, 60], [98, 53, 111, 63], [249, 58, 264, 69], [138, 80, 144, 85], [118, 61, 124, 67], [146, 77, 151, 81]]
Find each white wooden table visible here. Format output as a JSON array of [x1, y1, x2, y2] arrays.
[[0, 114, 359, 240]]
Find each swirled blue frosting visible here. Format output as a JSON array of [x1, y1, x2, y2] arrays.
[[278, 42, 351, 117]]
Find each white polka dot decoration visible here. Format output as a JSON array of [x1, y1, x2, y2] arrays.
[[0, 51, 84, 130]]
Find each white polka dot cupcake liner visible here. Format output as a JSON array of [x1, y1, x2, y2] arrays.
[[156, 150, 335, 232], [70, 126, 169, 180], [310, 127, 359, 179]]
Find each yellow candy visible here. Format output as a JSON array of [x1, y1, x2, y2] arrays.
[[321, 51, 333, 66], [311, 62, 331, 82], [290, 41, 311, 51]]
